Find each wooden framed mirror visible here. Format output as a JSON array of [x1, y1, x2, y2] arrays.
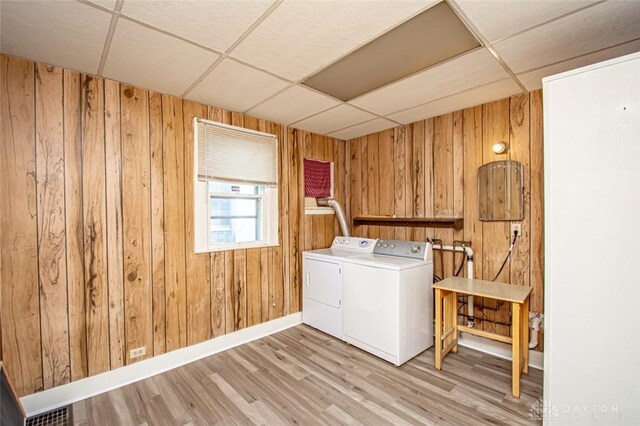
[[478, 160, 524, 221]]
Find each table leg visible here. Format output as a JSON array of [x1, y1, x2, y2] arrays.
[[435, 288, 443, 370], [452, 291, 458, 353], [512, 302, 521, 399], [522, 297, 529, 375]]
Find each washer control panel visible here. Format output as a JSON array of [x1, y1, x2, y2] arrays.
[[331, 237, 377, 253], [373, 239, 432, 260]]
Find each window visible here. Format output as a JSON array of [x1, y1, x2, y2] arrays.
[[194, 118, 278, 252]]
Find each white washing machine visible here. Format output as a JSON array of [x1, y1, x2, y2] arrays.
[[303, 237, 434, 366]]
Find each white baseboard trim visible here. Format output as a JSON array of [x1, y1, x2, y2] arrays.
[[20, 313, 303, 417], [458, 332, 544, 370]]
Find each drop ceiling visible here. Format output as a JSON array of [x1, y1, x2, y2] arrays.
[[1, 0, 639, 140]]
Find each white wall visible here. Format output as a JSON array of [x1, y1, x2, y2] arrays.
[[543, 52, 640, 425]]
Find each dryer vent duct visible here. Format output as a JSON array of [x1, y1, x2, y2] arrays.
[[317, 198, 350, 237]]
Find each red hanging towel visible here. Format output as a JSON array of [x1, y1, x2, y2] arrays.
[[304, 158, 331, 198]]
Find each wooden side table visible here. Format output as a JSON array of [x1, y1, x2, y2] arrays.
[[432, 277, 533, 398]]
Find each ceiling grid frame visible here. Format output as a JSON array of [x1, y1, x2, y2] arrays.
[[96, 0, 124, 75], [1, 0, 638, 139], [446, 0, 527, 93]]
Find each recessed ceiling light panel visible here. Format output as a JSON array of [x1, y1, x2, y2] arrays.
[[302, 1, 481, 101]]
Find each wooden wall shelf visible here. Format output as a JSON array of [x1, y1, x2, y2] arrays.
[[353, 216, 463, 230]]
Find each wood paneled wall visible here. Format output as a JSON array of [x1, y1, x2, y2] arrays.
[[0, 55, 345, 396], [347, 92, 544, 339]]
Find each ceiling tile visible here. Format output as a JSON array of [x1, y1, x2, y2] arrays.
[[453, 0, 599, 42], [0, 0, 111, 74], [292, 105, 376, 136], [493, 1, 640, 74], [518, 38, 640, 91], [350, 48, 509, 116], [103, 19, 217, 96], [187, 59, 289, 113], [388, 79, 521, 124], [328, 118, 397, 140], [120, 0, 274, 53], [230, 0, 436, 81], [247, 85, 340, 125]]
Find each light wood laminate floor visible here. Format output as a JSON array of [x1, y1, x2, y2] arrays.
[[73, 325, 543, 425]]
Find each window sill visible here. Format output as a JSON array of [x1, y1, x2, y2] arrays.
[[195, 241, 280, 254], [305, 207, 335, 216]]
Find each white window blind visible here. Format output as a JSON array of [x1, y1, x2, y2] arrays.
[[196, 118, 278, 186]]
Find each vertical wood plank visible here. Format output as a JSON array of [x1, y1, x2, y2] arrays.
[[104, 79, 125, 370], [210, 252, 225, 337], [529, 90, 544, 315], [366, 133, 379, 239], [509, 93, 531, 290], [233, 250, 247, 330], [272, 122, 286, 319], [259, 248, 270, 322], [411, 123, 426, 242], [224, 251, 235, 333], [246, 249, 262, 326], [121, 84, 153, 363], [35, 63, 71, 388], [344, 140, 351, 221], [433, 114, 454, 279], [81, 74, 110, 375], [393, 127, 407, 240], [359, 136, 369, 238], [268, 248, 284, 320], [63, 69, 87, 381], [481, 99, 511, 335], [399, 126, 412, 241], [186, 100, 211, 345], [463, 106, 484, 285], [1, 56, 43, 396], [288, 128, 302, 313], [349, 139, 362, 236], [378, 130, 394, 240], [452, 110, 465, 278], [162, 95, 187, 352], [148, 91, 165, 356], [296, 131, 306, 310], [423, 119, 435, 242], [278, 124, 291, 314]]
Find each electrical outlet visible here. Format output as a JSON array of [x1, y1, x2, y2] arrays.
[[130, 346, 146, 359], [511, 223, 522, 236]]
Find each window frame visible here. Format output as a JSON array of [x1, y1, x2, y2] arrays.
[[207, 182, 263, 249], [193, 118, 279, 253]]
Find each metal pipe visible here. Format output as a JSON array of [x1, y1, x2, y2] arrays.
[[432, 243, 475, 326], [317, 198, 350, 237], [529, 312, 543, 349]]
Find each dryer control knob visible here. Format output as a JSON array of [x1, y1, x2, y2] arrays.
[[411, 246, 420, 253]]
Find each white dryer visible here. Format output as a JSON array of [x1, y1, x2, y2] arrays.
[[302, 237, 434, 366], [302, 237, 377, 339]]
